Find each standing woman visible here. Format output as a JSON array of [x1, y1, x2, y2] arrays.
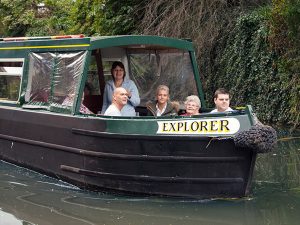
[[101, 61, 140, 116]]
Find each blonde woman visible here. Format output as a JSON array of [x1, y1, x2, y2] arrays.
[[146, 85, 179, 116]]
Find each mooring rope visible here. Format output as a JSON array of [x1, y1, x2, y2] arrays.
[[233, 122, 277, 153]]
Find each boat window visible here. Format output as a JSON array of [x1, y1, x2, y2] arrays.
[[82, 54, 104, 114], [86, 55, 102, 95], [24, 51, 87, 112], [0, 59, 23, 102], [128, 49, 197, 105]]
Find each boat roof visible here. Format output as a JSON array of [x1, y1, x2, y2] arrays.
[[0, 35, 195, 53], [89, 35, 195, 51]]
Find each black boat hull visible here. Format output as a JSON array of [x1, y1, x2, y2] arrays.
[[0, 107, 256, 198]]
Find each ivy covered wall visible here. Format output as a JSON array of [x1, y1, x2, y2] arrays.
[[205, 1, 299, 128], [138, 0, 299, 128]]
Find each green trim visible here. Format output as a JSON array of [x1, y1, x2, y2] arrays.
[[19, 54, 30, 105], [0, 36, 193, 51], [245, 105, 255, 126], [0, 44, 90, 50], [49, 104, 72, 114], [74, 51, 91, 115], [90, 35, 194, 51], [22, 103, 49, 110], [50, 54, 58, 103], [190, 51, 206, 108], [103, 111, 252, 136]]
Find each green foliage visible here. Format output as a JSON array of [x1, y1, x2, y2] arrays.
[[69, 0, 146, 36], [269, 0, 300, 48], [99, 0, 144, 35], [268, 0, 300, 128], [206, 3, 299, 127], [68, 0, 102, 36], [0, 0, 73, 37]]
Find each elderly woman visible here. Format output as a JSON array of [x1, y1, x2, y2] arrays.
[[182, 95, 201, 116], [101, 61, 140, 116]]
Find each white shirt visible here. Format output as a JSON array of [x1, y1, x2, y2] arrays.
[[104, 104, 122, 116], [156, 103, 167, 116], [211, 107, 233, 113]]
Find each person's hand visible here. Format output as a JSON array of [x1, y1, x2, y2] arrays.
[[126, 89, 132, 98]]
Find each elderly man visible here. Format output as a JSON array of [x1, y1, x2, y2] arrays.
[[104, 87, 128, 116], [211, 88, 233, 113]]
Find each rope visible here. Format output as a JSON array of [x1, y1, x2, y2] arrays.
[[234, 122, 277, 153]]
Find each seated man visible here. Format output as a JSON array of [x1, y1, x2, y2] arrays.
[[146, 85, 179, 116], [211, 88, 233, 113], [104, 87, 128, 116]]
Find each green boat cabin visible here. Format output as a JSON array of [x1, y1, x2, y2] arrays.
[[0, 35, 205, 116]]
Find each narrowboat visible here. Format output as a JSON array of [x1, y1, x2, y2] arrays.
[[0, 35, 275, 198]]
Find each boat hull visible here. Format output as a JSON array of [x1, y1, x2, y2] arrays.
[[0, 107, 256, 198]]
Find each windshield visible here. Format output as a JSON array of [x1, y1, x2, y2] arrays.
[[24, 51, 86, 111], [128, 49, 198, 105]]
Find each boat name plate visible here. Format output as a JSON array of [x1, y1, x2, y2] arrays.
[[157, 118, 240, 135]]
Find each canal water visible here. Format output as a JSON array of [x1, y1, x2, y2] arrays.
[[0, 129, 299, 225]]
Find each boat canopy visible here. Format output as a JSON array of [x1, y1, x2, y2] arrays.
[[89, 35, 195, 51], [0, 35, 205, 115]]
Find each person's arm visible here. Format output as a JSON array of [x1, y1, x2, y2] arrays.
[[101, 84, 109, 114], [127, 80, 140, 107], [146, 101, 156, 116]]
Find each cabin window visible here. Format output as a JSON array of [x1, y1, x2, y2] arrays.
[[25, 51, 87, 112], [0, 59, 23, 102], [86, 55, 102, 95], [128, 49, 198, 105]]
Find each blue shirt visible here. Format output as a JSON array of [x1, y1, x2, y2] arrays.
[[101, 79, 140, 116]]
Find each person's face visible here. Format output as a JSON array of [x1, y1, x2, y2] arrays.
[[114, 88, 128, 106], [112, 66, 125, 81], [185, 101, 199, 115], [156, 89, 169, 105], [214, 94, 230, 112]]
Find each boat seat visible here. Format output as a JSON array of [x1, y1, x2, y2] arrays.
[[83, 95, 102, 114], [135, 106, 148, 116]]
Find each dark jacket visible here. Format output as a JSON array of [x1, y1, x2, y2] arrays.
[[146, 101, 179, 116]]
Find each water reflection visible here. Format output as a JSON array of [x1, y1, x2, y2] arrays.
[[0, 130, 299, 225], [0, 211, 25, 225]]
